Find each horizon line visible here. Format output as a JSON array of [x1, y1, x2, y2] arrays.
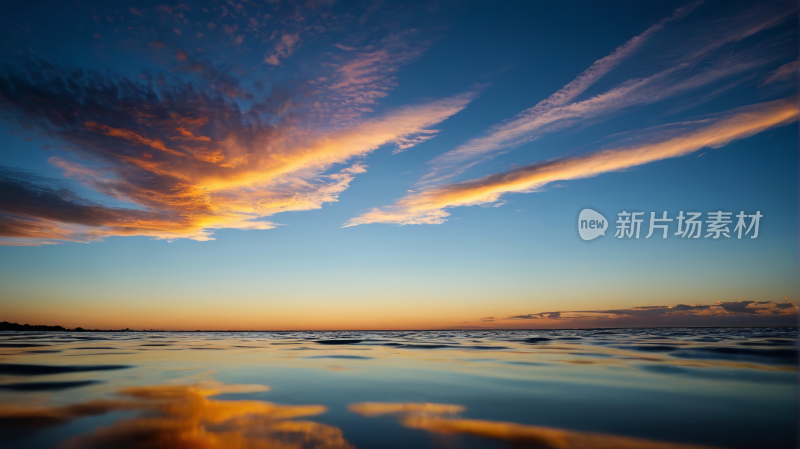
[[1, 321, 797, 333]]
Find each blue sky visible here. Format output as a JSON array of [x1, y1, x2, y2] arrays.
[[0, 0, 797, 329]]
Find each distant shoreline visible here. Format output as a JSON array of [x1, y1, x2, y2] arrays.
[[1, 321, 797, 333]]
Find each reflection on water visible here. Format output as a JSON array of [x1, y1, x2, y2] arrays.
[[0, 328, 796, 448], [349, 402, 720, 449], [1, 381, 350, 449]]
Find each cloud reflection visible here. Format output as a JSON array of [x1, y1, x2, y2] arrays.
[[0, 380, 353, 449], [349, 401, 724, 449]]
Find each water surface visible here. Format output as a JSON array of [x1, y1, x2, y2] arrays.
[[0, 328, 796, 448]]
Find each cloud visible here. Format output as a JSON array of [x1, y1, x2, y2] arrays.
[[0, 59, 477, 244], [264, 32, 301, 66], [510, 314, 541, 320], [583, 305, 711, 317], [509, 312, 561, 320], [419, 1, 795, 185], [672, 304, 711, 312], [717, 300, 758, 314], [760, 60, 799, 85], [0, 240, 61, 246], [167, 51, 252, 100], [466, 300, 797, 329], [345, 96, 797, 227], [358, 0, 384, 26], [309, 33, 431, 125]]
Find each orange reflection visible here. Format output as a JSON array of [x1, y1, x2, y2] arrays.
[[0, 381, 352, 449], [347, 402, 465, 417], [349, 401, 724, 449]]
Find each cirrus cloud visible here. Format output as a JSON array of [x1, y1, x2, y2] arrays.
[[345, 97, 797, 227]]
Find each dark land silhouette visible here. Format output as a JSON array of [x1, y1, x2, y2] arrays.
[[0, 322, 135, 332]]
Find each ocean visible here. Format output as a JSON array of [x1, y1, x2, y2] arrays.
[[0, 327, 797, 448]]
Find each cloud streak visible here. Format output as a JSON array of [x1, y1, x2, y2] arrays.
[[760, 60, 799, 85], [345, 96, 797, 226], [419, 1, 795, 185]]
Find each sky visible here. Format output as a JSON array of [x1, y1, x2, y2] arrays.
[[0, 0, 797, 330]]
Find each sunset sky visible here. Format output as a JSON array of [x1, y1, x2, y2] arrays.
[[0, 0, 797, 330]]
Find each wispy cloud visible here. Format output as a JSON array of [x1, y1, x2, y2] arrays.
[[0, 240, 62, 246], [419, 1, 795, 185], [346, 97, 797, 227], [308, 32, 430, 125], [760, 60, 799, 85]]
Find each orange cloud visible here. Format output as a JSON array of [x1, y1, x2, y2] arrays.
[[346, 96, 798, 227], [0, 58, 478, 244], [85, 122, 188, 158]]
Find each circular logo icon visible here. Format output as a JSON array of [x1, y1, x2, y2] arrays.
[[578, 208, 607, 241]]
